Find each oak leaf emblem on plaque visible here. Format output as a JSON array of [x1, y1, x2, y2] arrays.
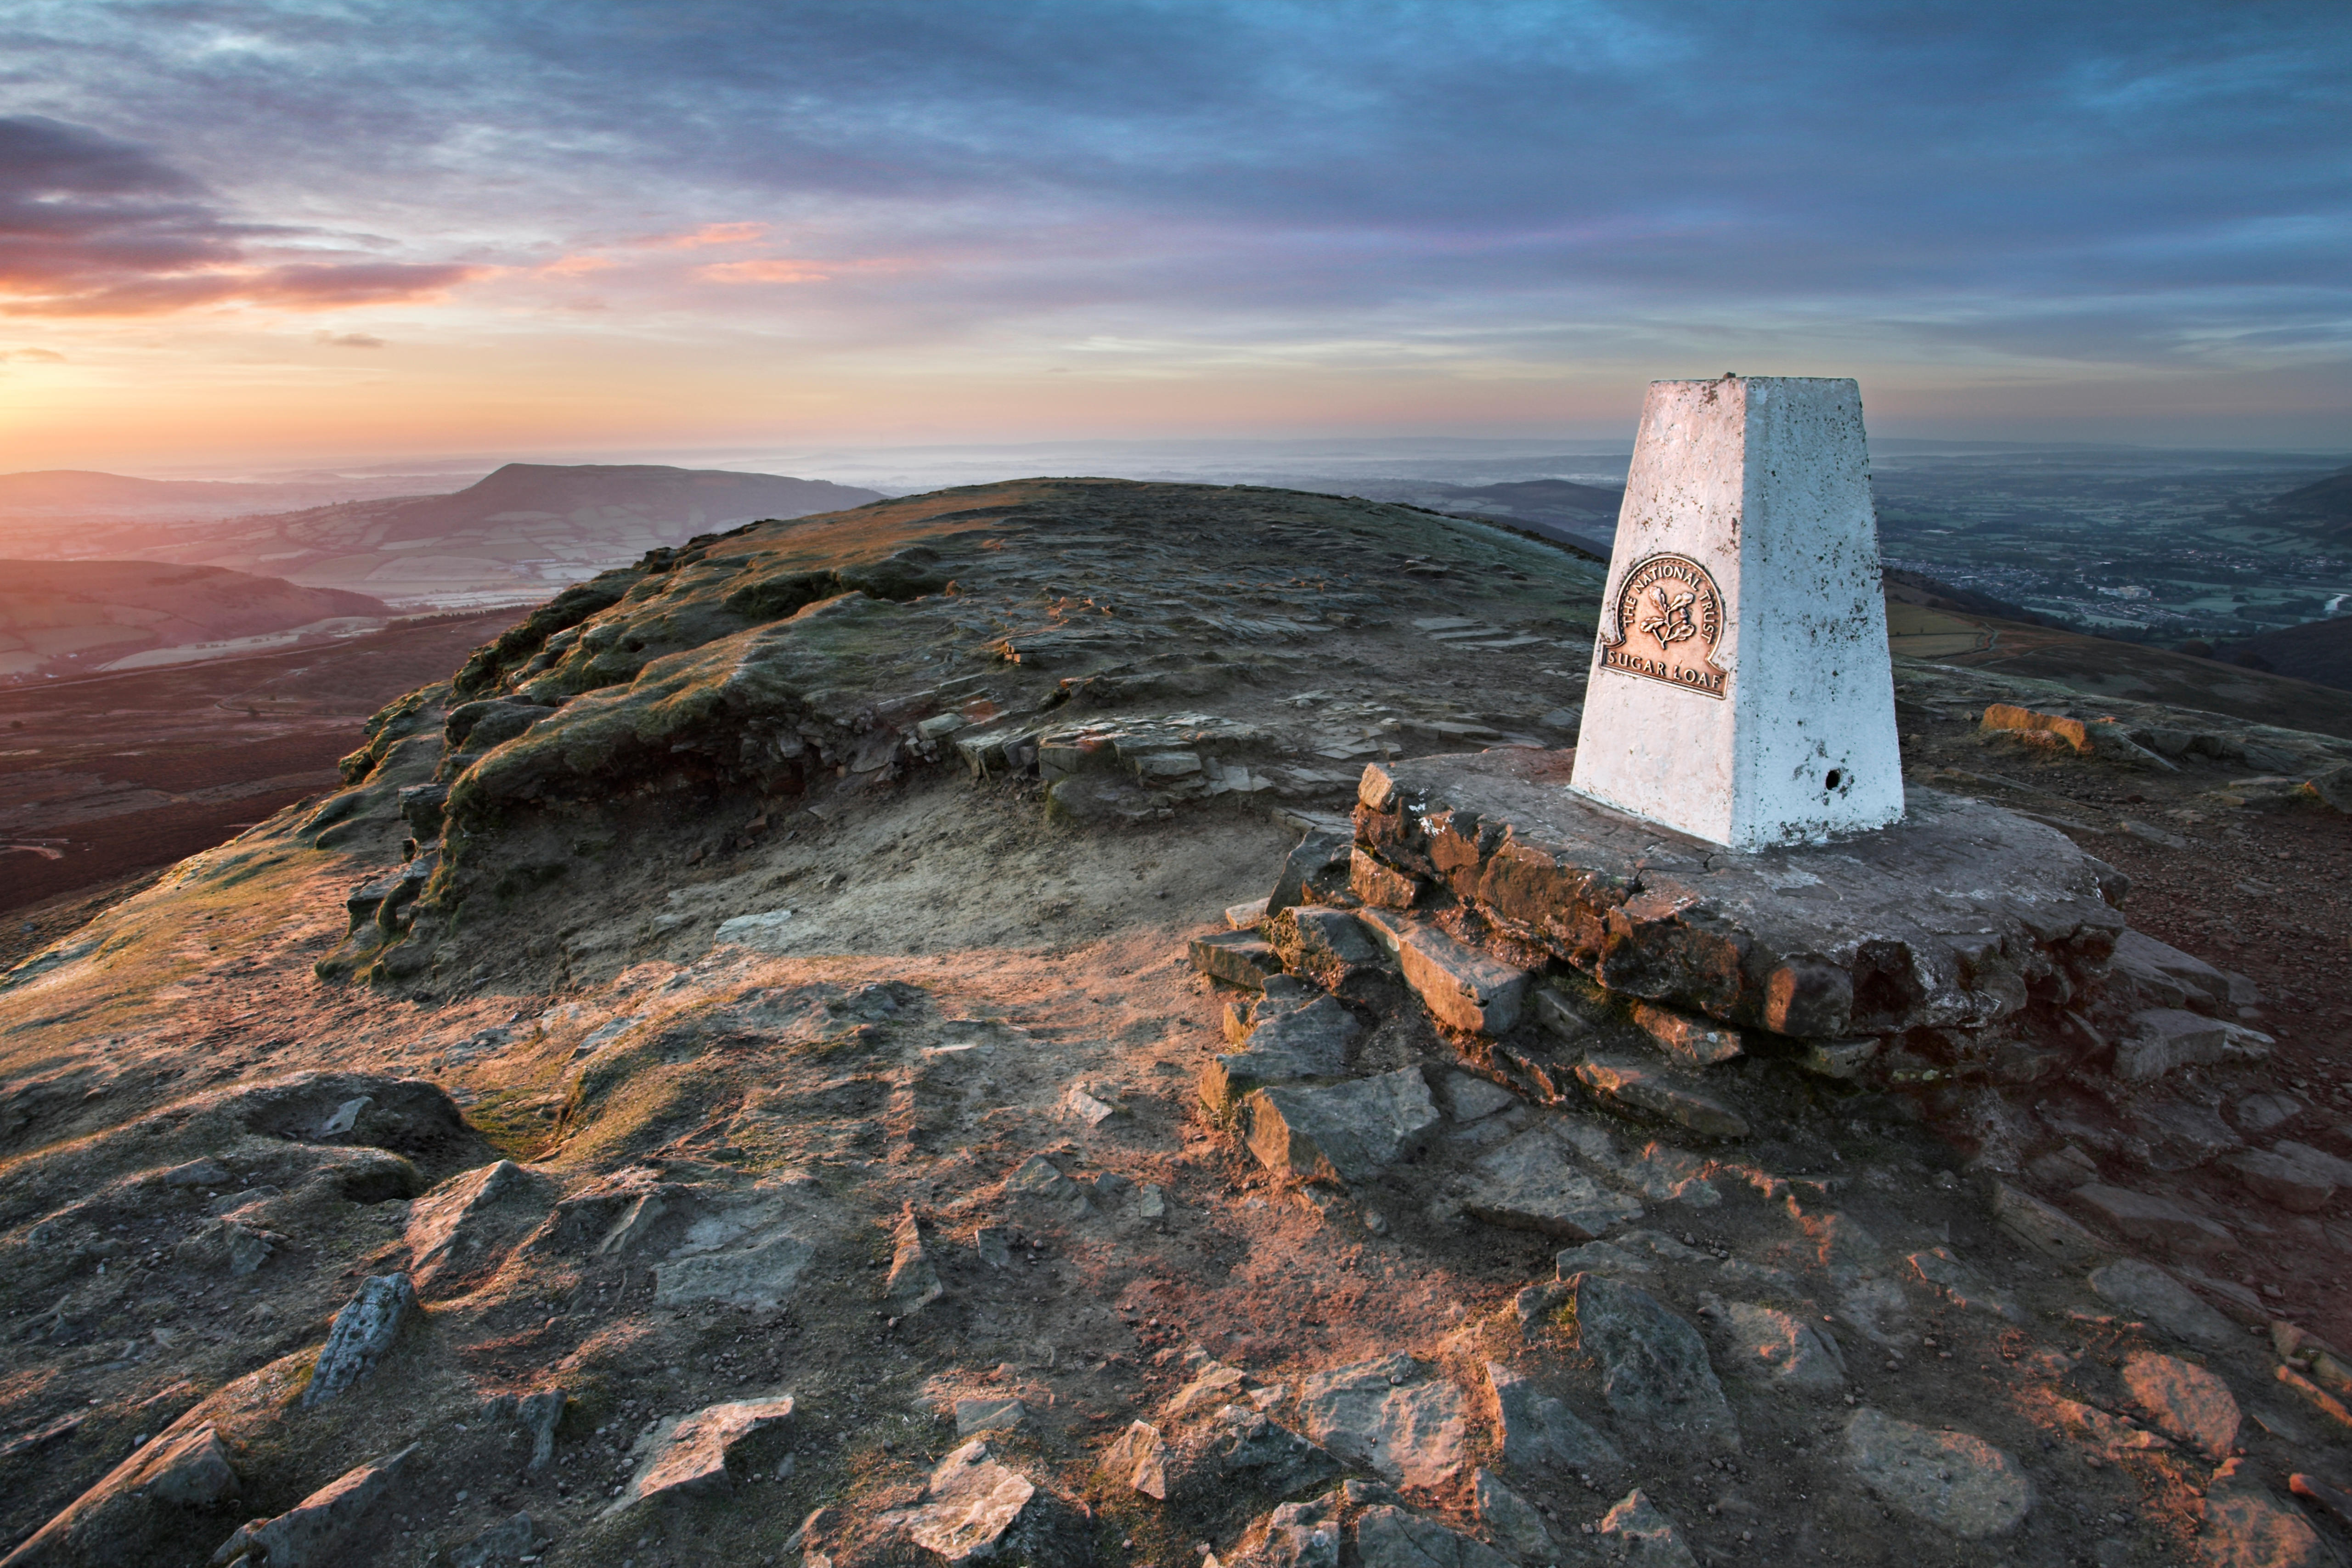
[[1596, 551, 1728, 698]]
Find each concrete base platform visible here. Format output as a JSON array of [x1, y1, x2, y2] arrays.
[[1355, 749, 2127, 1054]]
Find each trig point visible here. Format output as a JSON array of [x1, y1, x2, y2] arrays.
[[1570, 374, 1904, 850]]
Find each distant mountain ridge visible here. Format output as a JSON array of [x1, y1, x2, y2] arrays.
[[0, 560, 388, 681], [0, 462, 886, 610]]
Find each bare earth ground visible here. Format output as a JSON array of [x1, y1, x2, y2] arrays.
[[0, 611, 519, 927], [1, 482, 2348, 1568]]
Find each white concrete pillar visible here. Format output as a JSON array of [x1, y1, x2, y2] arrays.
[[1569, 375, 1903, 850]]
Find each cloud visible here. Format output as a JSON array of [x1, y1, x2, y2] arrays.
[[6, 347, 67, 361], [697, 258, 833, 285], [646, 222, 768, 249], [313, 330, 386, 348], [0, 115, 487, 317]]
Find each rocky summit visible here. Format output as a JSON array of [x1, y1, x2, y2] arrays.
[[3, 478, 2351, 1568]]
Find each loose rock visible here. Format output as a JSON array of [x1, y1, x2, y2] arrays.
[[1482, 1361, 1624, 1476], [1355, 909, 1530, 1034], [955, 1397, 1026, 1437], [209, 1444, 417, 1568], [2087, 1260, 2236, 1348], [300, 1273, 416, 1408], [1565, 1272, 1736, 1448], [1471, 1467, 1555, 1560], [2071, 1184, 2235, 1256], [1844, 1409, 2033, 1539], [5, 1422, 241, 1568], [1572, 1057, 1749, 1140], [877, 1438, 1090, 1566], [886, 1210, 945, 1317], [1461, 1128, 1644, 1240], [1298, 1354, 1472, 1488], [1990, 1181, 2107, 1266], [2122, 1352, 2241, 1457], [1242, 1068, 1441, 1185], [1596, 1489, 1698, 1568], [606, 1394, 796, 1512]]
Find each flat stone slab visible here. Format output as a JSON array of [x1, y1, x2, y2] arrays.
[[1356, 750, 2126, 1046], [1241, 1068, 1440, 1185], [1462, 1128, 1644, 1240], [607, 1394, 796, 1512], [1298, 1353, 1472, 1488], [1356, 908, 1531, 1034], [2122, 1352, 2240, 1456], [1200, 996, 1360, 1114], [1482, 1361, 1624, 1475], [1845, 1409, 2033, 1538], [2087, 1260, 2236, 1348]]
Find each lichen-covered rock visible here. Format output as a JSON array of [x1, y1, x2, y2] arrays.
[[300, 1273, 417, 1408]]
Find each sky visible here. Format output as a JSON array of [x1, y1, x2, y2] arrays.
[[1, 0, 2348, 474]]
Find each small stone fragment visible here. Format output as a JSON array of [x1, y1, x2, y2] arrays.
[[1004, 1153, 1090, 1214], [2051, 1398, 2172, 1456], [1627, 1000, 1743, 1065], [974, 1225, 1012, 1267], [1845, 1409, 2033, 1539], [1461, 1128, 1644, 1240], [209, 1444, 417, 1568], [1241, 1068, 1440, 1185], [1481, 1361, 1623, 1475], [318, 1095, 373, 1137], [605, 1395, 795, 1512], [301, 1273, 416, 1408], [1201, 997, 1360, 1115], [1164, 1362, 1248, 1420], [1289, 905, 1382, 967], [405, 1159, 530, 1293], [1226, 897, 1271, 930], [1572, 1056, 1749, 1139], [1298, 1354, 1472, 1488], [1155, 1406, 1343, 1505], [162, 1159, 232, 1188], [1797, 1038, 1881, 1079], [2122, 1352, 2240, 1456], [878, 1438, 1090, 1565], [1354, 908, 1529, 1034], [1596, 1489, 1698, 1568], [1191, 930, 1283, 989], [2204, 1458, 2333, 1568], [1352, 1504, 1513, 1568], [954, 1397, 1026, 1436], [2225, 1143, 2352, 1212], [2115, 1009, 2273, 1081], [886, 1210, 945, 1317], [1565, 1271, 1736, 1447], [1100, 1419, 1171, 1499], [1441, 1072, 1518, 1123], [1241, 1494, 1342, 1568], [1348, 848, 1423, 911], [2087, 1260, 2236, 1348]]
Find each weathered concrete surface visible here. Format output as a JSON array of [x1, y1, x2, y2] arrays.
[[1358, 748, 2124, 1053], [1568, 376, 1903, 851]]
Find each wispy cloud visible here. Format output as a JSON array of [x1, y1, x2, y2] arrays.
[[313, 330, 386, 348], [0, 116, 489, 317]]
